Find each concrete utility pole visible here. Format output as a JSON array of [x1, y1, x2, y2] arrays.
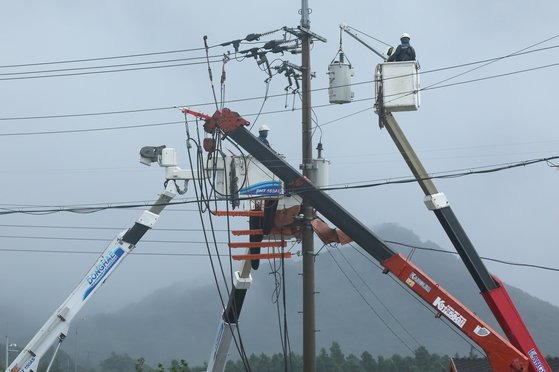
[[300, 1, 316, 371]]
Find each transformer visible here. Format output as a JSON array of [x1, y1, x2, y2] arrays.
[[328, 60, 354, 104]]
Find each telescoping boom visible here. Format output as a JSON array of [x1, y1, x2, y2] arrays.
[[191, 107, 531, 371], [6, 147, 196, 372], [335, 25, 550, 371]]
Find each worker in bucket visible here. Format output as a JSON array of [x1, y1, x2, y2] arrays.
[[258, 124, 271, 147], [387, 33, 416, 62]]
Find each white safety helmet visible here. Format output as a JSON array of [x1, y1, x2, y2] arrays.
[[259, 124, 270, 132], [400, 32, 411, 40]]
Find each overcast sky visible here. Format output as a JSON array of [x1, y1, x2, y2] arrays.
[[1, 0, 558, 355]]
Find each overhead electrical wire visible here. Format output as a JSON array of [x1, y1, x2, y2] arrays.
[[348, 244, 486, 357], [0, 60, 222, 81], [0, 100, 375, 136], [183, 114, 252, 371], [1, 154, 557, 215], [0, 235, 229, 244], [2, 233, 556, 273], [0, 106, 176, 121], [422, 61, 559, 92], [0, 120, 183, 136], [335, 247, 423, 347], [0, 30, 274, 70], [0, 247, 228, 257], [1, 43, 558, 122], [318, 106, 372, 127], [0, 55, 223, 77], [0, 223, 227, 232], [321, 155, 559, 192], [423, 33, 559, 91], [0, 46, 216, 69], [384, 240, 559, 273], [326, 248, 416, 353]]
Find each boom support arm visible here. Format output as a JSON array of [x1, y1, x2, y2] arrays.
[[7, 183, 178, 372], [380, 112, 550, 372], [197, 108, 529, 371], [8, 147, 196, 372], [206, 257, 253, 372]]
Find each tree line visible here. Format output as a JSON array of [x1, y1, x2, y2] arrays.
[[2, 342, 450, 371]]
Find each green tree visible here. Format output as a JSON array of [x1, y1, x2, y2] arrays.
[[135, 357, 146, 372], [329, 341, 345, 369], [316, 347, 331, 372], [361, 350, 378, 371], [344, 353, 362, 372], [169, 359, 190, 372], [99, 352, 137, 372]]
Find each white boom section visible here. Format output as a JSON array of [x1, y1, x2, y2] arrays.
[[207, 322, 238, 372], [206, 257, 253, 372], [6, 183, 178, 372], [7, 147, 194, 372]]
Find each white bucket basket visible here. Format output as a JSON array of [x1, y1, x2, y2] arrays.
[[376, 61, 420, 112]]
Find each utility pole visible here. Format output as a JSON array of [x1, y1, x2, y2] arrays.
[[300, 1, 315, 371]]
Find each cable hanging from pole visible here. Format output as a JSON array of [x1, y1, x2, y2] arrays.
[[203, 35, 220, 112]]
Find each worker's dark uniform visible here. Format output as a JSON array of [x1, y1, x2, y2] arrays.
[[258, 134, 270, 147], [387, 40, 416, 62]]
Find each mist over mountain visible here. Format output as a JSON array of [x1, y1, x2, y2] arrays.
[[6, 224, 559, 369]]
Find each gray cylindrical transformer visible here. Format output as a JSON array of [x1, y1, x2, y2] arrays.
[[309, 158, 330, 191], [328, 61, 354, 104]]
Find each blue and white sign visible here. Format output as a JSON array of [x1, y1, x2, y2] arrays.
[[82, 247, 125, 301], [239, 180, 282, 196]]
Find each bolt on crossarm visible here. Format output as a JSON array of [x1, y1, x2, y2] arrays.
[[379, 111, 550, 372]]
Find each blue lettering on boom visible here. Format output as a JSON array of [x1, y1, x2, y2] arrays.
[[240, 181, 281, 196], [82, 247, 125, 301]]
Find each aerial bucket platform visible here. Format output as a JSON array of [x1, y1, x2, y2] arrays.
[[376, 61, 420, 112]]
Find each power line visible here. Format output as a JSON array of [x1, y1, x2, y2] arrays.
[[0, 234, 229, 244], [384, 240, 559, 273], [0, 55, 222, 77], [0, 247, 221, 257], [0, 120, 183, 136], [0, 60, 222, 81], [423, 34, 559, 91], [1, 229, 557, 273], [326, 248, 416, 353], [334, 247, 422, 347], [0, 99, 372, 136], [0, 223, 227, 232], [322, 155, 559, 192], [2, 45, 559, 122], [1, 154, 556, 214], [422, 61, 559, 92], [0, 39, 271, 70], [0, 46, 215, 69], [348, 245, 486, 357], [0, 106, 175, 121], [318, 106, 372, 127], [0, 198, 200, 210]]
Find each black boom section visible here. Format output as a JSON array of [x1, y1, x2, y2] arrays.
[[223, 287, 248, 324], [227, 126, 395, 263], [122, 223, 150, 245], [434, 207, 498, 292]]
